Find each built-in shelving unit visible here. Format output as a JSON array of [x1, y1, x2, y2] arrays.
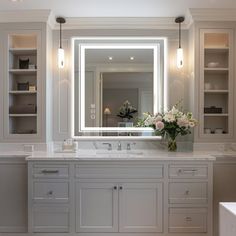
[[7, 34, 38, 135], [200, 29, 233, 138]]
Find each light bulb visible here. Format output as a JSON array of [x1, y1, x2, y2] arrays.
[[58, 48, 65, 68], [177, 47, 183, 68]]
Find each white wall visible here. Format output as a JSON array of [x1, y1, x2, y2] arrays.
[[52, 29, 189, 141]]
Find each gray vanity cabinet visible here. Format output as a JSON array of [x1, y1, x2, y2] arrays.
[[28, 159, 213, 236], [28, 163, 71, 233], [0, 157, 27, 232]]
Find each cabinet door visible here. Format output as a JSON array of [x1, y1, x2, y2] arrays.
[[0, 161, 27, 232], [76, 182, 118, 232], [119, 183, 163, 233]]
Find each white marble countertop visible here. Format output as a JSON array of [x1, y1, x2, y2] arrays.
[[220, 202, 236, 216], [0, 149, 218, 161]]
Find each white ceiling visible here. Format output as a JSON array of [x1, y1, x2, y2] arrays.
[[86, 49, 153, 64], [1, 0, 236, 18]]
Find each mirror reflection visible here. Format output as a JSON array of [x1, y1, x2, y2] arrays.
[[85, 48, 153, 128], [73, 38, 164, 136]]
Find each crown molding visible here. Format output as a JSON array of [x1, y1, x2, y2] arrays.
[[188, 8, 236, 22], [1, 8, 236, 30], [0, 9, 52, 24], [52, 17, 189, 30]]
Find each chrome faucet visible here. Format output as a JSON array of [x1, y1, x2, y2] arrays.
[[127, 142, 136, 150], [102, 143, 112, 150], [117, 141, 122, 151]]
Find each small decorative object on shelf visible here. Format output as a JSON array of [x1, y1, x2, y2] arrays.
[[204, 128, 211, 134], [29, 85, 36, 92], [117, 100, 137, 121], [19, 58, 29, 69], [17, 82, 29, 90], [28, 64, 36, 69], [207, 62, 219, 68], [204, 106, 222, 114], [136, 103, 197, 151]]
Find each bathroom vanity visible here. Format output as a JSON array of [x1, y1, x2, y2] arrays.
[[26, 152, 214, 236]]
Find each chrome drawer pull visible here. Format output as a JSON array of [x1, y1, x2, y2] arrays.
[[178, 169, 197, 174], [41, 170, 59, 174], [185, 216, 192, 221]]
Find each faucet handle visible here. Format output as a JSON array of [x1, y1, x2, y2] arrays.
[[127, 142, 136, 150], [102, 143, 112, 150], [117, 141, 122, 151]]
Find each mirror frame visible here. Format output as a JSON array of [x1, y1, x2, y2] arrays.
[[71, 37, 168, 138]]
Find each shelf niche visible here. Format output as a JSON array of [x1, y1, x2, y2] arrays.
[[200, 29, 232, 138], [8, 33, 38, 135]]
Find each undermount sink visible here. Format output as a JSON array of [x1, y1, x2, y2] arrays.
[[95, 150, 144, 157]]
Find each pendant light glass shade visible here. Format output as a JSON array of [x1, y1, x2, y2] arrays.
[[56, 17, 66, 69], [176, 47, 183, 68], [58, 48, 65, 68], [175, 16, 184, 69]]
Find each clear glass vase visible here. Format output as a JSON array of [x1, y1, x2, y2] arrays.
[[167, 138, 177, 151]]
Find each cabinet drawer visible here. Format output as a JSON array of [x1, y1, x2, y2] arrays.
[[33, 181, 69, 203], [169, 182, 207, 204], [32, 164, 69, 178], [169, 165, 208, 178], [76, 165, 163, 179], [32, 205, 69, 232], [169, 208, 207, 233]]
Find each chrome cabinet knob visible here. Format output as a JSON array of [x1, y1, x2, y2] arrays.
[[47, 190, 53, 195], [185, 190, 190, 195]]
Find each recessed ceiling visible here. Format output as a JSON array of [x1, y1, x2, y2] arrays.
[[1, 0, 236, 17]]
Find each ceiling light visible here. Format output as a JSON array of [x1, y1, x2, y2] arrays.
[[130, 56, 134, 60], [108, 56, 113, 60], [56, 17, 66, 69], [175, 16, 185, 69]]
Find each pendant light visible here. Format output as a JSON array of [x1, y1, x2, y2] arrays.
[[175, 16, 185, 68], [56, 17, 66, 68]]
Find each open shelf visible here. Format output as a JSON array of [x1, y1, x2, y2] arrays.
[[204, 68, 228, 72], [204, 113, 229, 117], [9, 69, 37, 75], [204, 47, 229, 52], [9, 90, 37, 94], [9, 114, 37, 117], [200, 29, 232, 138], [9, 48, 37, 55], [7, 33, 38, 135], [204, 90, 228, 94]]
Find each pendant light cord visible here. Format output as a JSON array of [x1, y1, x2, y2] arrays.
[[179, 22, 181, 49], [60, 22, 62, 49]]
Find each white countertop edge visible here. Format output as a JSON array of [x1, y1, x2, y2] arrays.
[[25, 156, 215, 161], [0, 150, 223, 161]]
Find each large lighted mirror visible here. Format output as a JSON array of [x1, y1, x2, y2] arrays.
[[72, 37, 167, 137]]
